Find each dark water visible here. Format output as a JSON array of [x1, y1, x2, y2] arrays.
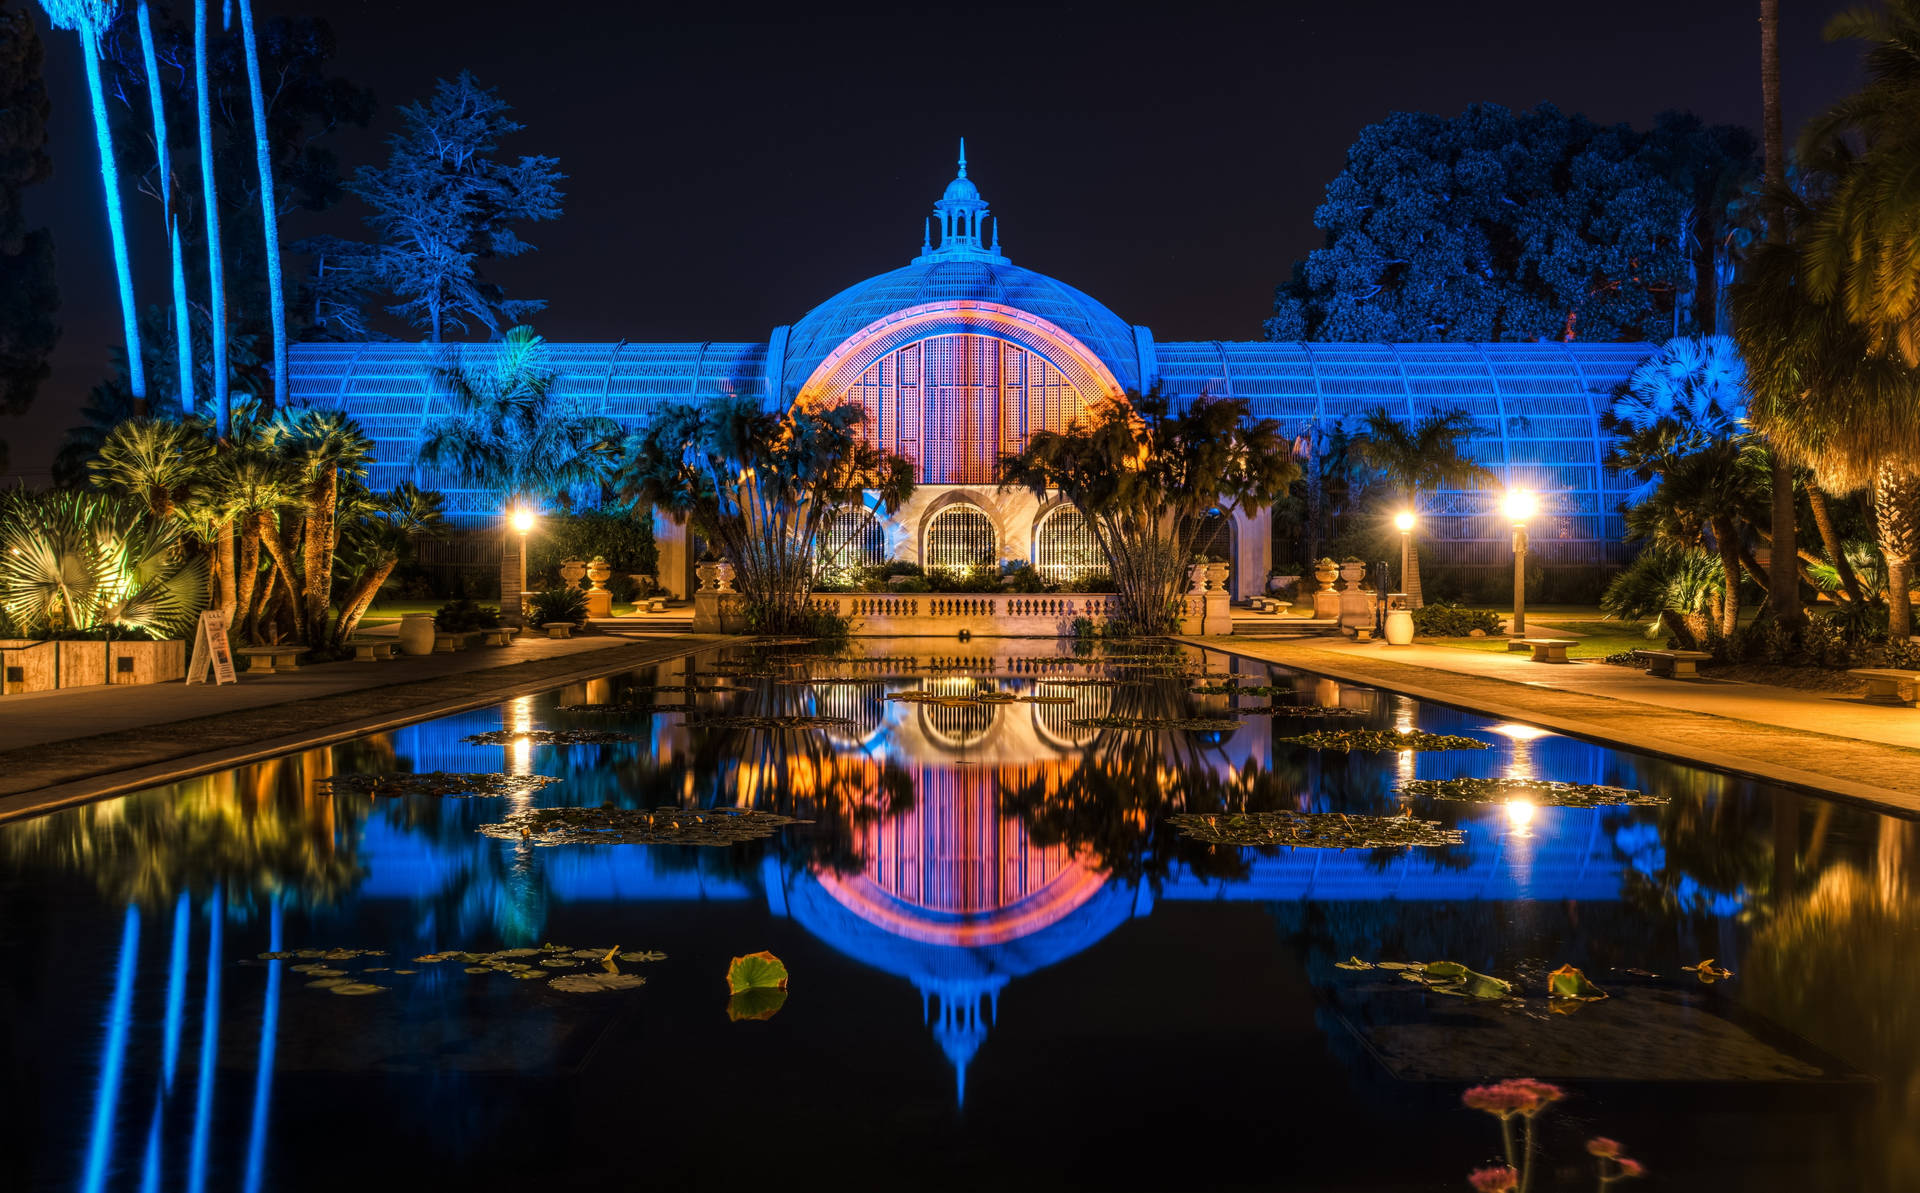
[[2, 638, 1914, 1192]]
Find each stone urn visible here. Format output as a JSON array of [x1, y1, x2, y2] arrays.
[[397, 613, 436, 656], [1189, 563, 1210, 593], [715, 561, 737, 593], [695, 561, 721, 592], [1314, 561, 1339, 591], [1338, 561, 1367, 590], [559, 557, 588, 590], [586, 558, 611, 592], [1204, 562, 1231, 592]]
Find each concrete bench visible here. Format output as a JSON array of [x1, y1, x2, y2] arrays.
[[1344, 625, 1375, 642], [432, 631, 465, 653], [1634, 648, 1712, 678], [647, 598, 667, 614], [348, 639, 395, 662], [1517, 637, 1576, 664], [237, 645, 302, 674], [478, 628, 511, 646], [1849, 668, 1919, 706], [542, 621, 574, 640]]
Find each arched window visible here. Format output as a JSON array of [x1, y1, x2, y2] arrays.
[[1032, 505, 1108, 587], [924, 503, 997, 575], [817, 506, 885, 577]]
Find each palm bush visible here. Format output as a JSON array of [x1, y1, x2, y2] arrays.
[[528, 585, 586, 626], [1601, 544, 1725, 647], [0, 490, 209, 638]]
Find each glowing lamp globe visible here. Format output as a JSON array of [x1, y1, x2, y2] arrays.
[[509, 508, 535, 535], [1503, 491, 1536, 524], [1394, 512, 1415, 532]]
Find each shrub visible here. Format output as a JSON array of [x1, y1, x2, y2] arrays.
[[1001, 562, 1047, 592], [1409, 603, 1503, 637], [742, 600, 851, 642], [527, 506, 658, 587], [433, 598, 502, 632], [528, 586, 587, 626], [606, 572, 640, 605]]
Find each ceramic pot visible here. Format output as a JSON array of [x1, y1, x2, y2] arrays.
[[1384, 609, 1415, 645], [398, 614, 436, 656]]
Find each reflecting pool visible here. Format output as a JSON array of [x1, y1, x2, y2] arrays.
[[2, 638, 1915, 1191]]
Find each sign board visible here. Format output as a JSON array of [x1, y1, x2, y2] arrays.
[[186, 609, 237, 685]]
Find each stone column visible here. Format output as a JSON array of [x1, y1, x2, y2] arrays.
[[1231, 506, 1271, 602], [653, 508, 690, 600]]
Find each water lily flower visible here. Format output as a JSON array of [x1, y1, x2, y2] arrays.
[[1467, 1166, 1519, 1192], [1586, 1137, 1623, 1158], [1462, 1078, 1566, 1118]]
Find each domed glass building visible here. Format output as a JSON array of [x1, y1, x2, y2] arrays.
[[290, 143, 1653, 599]]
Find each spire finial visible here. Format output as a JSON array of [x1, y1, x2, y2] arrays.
[[957, 137, 967, 178]]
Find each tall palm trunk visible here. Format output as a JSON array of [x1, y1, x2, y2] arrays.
[[1712, 515, 1743, 638], [76, 24, 148, 409], [1874, 461, 1919, 640], [136, 0, 194, 414], [331, 559, 397, 648], [213, 517, 237, 624], [194, 0, 229, 434], [235, 0, 286, 410], [256, 516, 303, 641], [1759, 0, 1801, 626], [300, 471, 337, 640], [233, 512, 263, 639], [1806, 486, 1866, 607]]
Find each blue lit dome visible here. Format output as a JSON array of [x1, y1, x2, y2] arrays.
[[781, 258, 1140, 397], [942, 175, 981, 202]]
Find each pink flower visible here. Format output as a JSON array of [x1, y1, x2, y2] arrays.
[[1467, 1166, 1519, 1192], [1462, 1078, 1567, 1118], [1614, 1157, 1646, 1179], [1586, 1137, 1623, 1158]]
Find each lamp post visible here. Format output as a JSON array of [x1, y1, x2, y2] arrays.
[[1504, 490, 1535, 637], [508, 506, 535, 625], [1393, 511, 1416, 608]]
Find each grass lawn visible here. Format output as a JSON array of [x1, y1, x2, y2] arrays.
[[1423, 618, 1652, 659]]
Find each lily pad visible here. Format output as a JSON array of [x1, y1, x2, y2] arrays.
[[1682, 958, 1735, 984], [329, 983, 386, 996], [726, 951, 789, 995], [682, 715, 857, 730], [1168, 811, 1465, 850], [549, 972, 647, 993], [1400, 777, 1666, 807], [1334, 956, 1375, 971], [1067, 716, 1245, 732], [1275, 729, 1492, 753], [620, 951, 668, 963], [540, 957, 581, 968], [322, 771, 563, 799], [553, 703, 691, 715], [306, 977, 354, 989], [1547, 964, 1608, 1001], [480, 806, 811, 847], [461, 729, 645, 746]]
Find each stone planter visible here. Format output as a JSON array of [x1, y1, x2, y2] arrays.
[[1204, 562, 1231, 592], [560, 558, 588, 590], [1189, 564, 1210, 593], [586, 559, 611, 591], [1384, 609, 1415, 645], [56, 641, 109, 689], [1338, 562, 1367, 589], [714, 561, 737, 593], [397, 613, 437, 656], [1314, 564, 1339, 592], [108, 639, 186, 685], [0, 639, 55, 695]]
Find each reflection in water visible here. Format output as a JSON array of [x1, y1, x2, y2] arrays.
[[4, 639, 1917, 1190]]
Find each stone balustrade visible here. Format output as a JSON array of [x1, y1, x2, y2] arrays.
[[692, 583, 1231, 637]]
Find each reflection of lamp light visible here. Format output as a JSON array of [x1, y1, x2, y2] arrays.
[[1504, 798, 1536, 833], [1503, 490, 1534, 636], [1489, 723, 1554, 742]]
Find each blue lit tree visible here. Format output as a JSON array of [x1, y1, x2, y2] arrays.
[[38, 0, 147, 409], [234, 0, 285, 408], [341, 72, 565, 342], [134, 0, 193, 413], [192, 0, 227, 432]]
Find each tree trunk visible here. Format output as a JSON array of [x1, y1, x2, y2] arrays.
[[258, 516, 305, 641], [330, 559, 397, 648], [1806, 486, 1866, 607], [233, 513, 262, 640], [195, 0, 230, 433], [1768, 458, 1801, 626], [1712, 515, 1743, 638], [137, 0, 195, 414], [78, 27, 146, 408], [213, 518, 238, 625], [236, 0, 287, 412], [1874, 461, 1919, 640], [301, 472, 337, 642]]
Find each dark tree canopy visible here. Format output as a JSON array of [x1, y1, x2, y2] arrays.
[[0, 0, 59, 468], [1267, 105, 1755, 344]]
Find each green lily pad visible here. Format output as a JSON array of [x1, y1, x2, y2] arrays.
[[321, 771, 563, 799], [1334, 957, 1374, 971], [1547, 964, 1608, 1001], [540, 957, 581, 968], [464, 966, 493, 974], [1167, 811, 1465, 850], [1276, 729, 1492, 753], [306, 977, 354, 989], [548, 972, 647, 993], [461, 729, 645, 746], [329, 983, 386, 996], [480, 806, 811, 847], [726, 951, 789, 995], [1400, 777, 1666, 807]]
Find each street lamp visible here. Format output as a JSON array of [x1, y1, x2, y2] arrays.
[[1393, 511, 1417, 608], [508, 506, 535, 624], [1504, 490, 1536, 637]]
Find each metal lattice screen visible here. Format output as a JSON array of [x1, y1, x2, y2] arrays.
[[1033, 506, 1108, 586], [924, 504, 997, 573], [817, 507, 886, 576], [1193, 511, 1231, 561]]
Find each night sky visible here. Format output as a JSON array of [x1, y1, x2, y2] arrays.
[[6, 0, 1862, 479]]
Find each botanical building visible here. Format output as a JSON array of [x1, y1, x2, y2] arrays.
[[290, 145, 1654, 598]]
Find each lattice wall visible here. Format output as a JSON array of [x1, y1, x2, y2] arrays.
[[1032, 506, 1106, 585], [924, 504, 997, 573]]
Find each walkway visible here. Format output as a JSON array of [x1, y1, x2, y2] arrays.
[[1190, 635, 1920, 815], [0, 632, 719, 821]]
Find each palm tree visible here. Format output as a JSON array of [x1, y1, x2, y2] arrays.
[[1759, 0, 1801, 623], [327, 482, 445, 646], [1348, 407, 1493, 608], [270, 410, 371, 642], [0, 489, 208, 637], [134, 0, 194, 414], [234, 0, 286, 410], [88, 416, 213, 522], [38, 0, 147, 409], [193, 0, 229, 433], [416, 326, 620, 612], [201, 426, 297, 642]]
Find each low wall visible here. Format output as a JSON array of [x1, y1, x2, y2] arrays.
[[692, 590, 1232, 636], [1, 638, 188, 694]]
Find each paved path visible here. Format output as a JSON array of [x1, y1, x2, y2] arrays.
[[0, 633, 720, 821], [1187, 635, 1920, 815]]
